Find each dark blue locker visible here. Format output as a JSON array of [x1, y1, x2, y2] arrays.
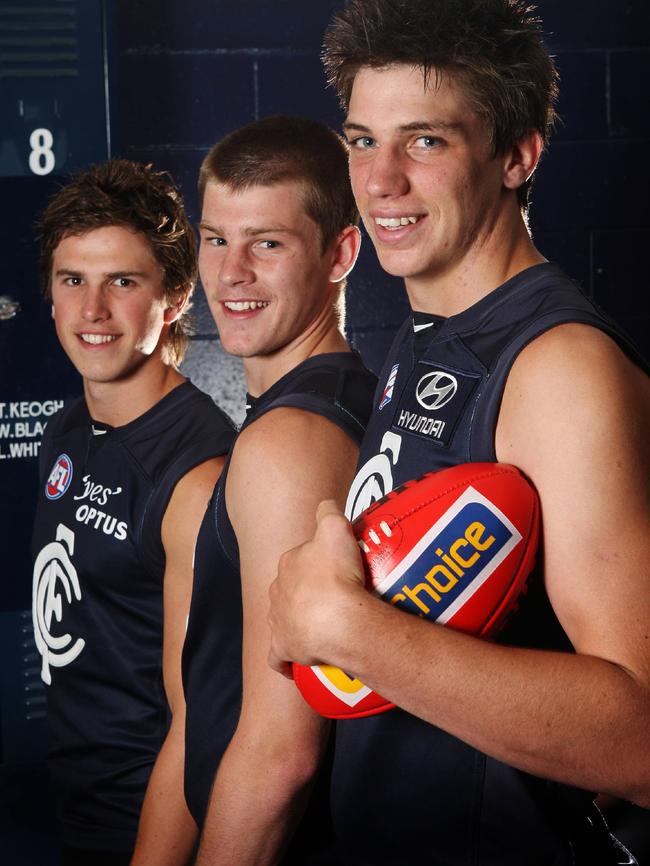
[[0, 1, 115, 860]]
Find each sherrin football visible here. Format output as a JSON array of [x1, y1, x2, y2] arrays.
[[293, 462, 540, 719]]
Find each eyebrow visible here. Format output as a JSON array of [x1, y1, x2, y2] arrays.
[[199, 222, 298, 237], [343, 119, 465, 135], [54, 268, 148, 279], [54, 268, 83, 277]]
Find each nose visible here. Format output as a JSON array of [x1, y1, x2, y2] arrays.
[[81, 284, 109, 322], [365, 146, 410, 199], [219, 245, 255, 288]]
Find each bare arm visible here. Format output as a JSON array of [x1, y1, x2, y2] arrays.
[[130, 456, 225, 866], [195, 408, 359, 866], [269, 326, 650, 805]]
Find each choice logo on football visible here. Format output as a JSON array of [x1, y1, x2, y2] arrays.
[[293, 463, 539, 719], [371, 489, 520, 625]]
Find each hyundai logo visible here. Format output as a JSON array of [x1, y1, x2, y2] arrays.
[[416, 372, 458, 410]]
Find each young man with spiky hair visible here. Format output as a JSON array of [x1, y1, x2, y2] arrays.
[[268, 2, 650, 864], [179, 115, 376, 866], [31, 159, 235, 866]]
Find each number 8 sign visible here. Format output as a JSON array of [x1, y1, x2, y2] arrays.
[[0, 1, 112, 180], [28, 128, 56, 176]]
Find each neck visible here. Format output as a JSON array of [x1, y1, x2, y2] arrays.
[[406, 205, 546, 318], [244, 306, 349, 397], [84, 359, 185, 427]]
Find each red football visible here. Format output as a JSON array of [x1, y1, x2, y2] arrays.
[[293, 462, 539, 719]]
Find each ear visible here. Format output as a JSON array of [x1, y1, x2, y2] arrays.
[[163, 285, 192, 324], [502, 130, 544, 192], [328, 225, 362, 284], [51, 304, 55, 319]]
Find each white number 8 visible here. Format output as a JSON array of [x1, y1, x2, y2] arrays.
[[29, 128, 55, 176]]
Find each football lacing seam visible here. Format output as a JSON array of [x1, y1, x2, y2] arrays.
[[355, 466, 529, 556], [358, 519, 395, 553], [382, 467, 517, 530]]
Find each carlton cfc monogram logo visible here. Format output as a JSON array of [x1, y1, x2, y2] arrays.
[[32, 523, 85, 685], [46, 453, 73, 500], [416, 371, 458, 411], [345, 431, 403, 521]]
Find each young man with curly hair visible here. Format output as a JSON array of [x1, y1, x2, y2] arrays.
[[32, 159, 235, 866]]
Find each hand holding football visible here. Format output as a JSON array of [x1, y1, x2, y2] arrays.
[[293, 463, 539, 719]]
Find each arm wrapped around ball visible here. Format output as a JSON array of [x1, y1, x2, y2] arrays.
[[293, 462, 540, 719]]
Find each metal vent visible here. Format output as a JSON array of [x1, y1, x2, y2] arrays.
[[0, 1, 78, 79]]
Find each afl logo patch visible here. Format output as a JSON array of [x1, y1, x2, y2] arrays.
[[46, 454, 73, 500], [416, 371, 458, 411]]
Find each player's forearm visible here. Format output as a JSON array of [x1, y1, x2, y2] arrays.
[[328, 592, 650, 803], [130, 725, 197, 866], [196, 733, 321, 866]]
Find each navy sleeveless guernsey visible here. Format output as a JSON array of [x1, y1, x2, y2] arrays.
[[183, 351, 376, 862], [31, 381, 236, 852], [335, 264, 645, 866]]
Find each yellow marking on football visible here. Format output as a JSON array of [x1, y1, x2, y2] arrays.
[[387, 520, 498, 614], [425, 563, 459, 594], [319, 664, 366, 694], [449, 538, 476, 566], [466, 521, 495, 551]]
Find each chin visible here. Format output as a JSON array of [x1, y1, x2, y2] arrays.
[[375, 256, 418, 280], [219, 338, 257, 359], [378, 251, 441, 283]]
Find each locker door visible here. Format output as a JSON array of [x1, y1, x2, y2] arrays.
[[0, 1, 115, 859]]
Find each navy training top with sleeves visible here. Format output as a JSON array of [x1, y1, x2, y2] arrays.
[[31, 381, 236, 851], [334, 264, 646, 866], [182, 351, 376, 862]]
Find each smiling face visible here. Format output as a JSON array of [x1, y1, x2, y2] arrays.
[[198, 180, 340, 361], [50, 225, 177, 389], [345, 64, 513, 304]]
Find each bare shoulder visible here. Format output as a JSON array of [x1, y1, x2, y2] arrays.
[[226, 407, 358, 526], [497, 328, 649, 663], [497, 323, 649, 470], [161, 455, 226, 550], [229, 406, 359, 496], [166, 455, 225, 515], [506, 322, 645, 392], [174, 454, 226, 496]]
